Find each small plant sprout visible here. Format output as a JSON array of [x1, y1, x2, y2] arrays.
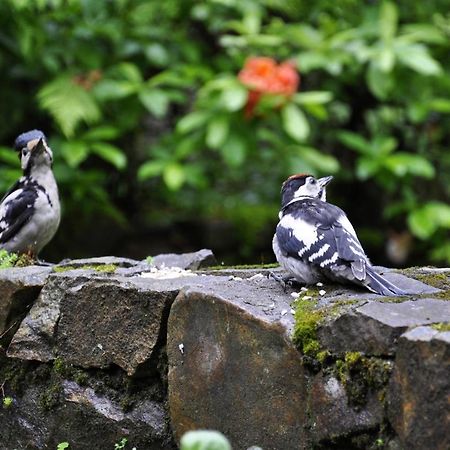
[[180, 430, 231, 450], [2, 396, 13, 408], [57, 443, 69, 450], [114, 437, 128, 450], [1, 382, 12, 409]]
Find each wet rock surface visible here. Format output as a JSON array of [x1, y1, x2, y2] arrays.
[[309, 374, 383, 443], [0, 257, 448, 449], [0, 266, 53, 347], [318, 298, 450, 355], [150, 248, 217, 270], [167, 283, 304, 450], [388, 326, 450, 450]]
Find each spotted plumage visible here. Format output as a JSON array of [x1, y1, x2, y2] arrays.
[[272, 174, 405, 295], [0, 131, 60, 256]]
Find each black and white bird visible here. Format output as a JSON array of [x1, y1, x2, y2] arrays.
[[0, 130, 60, 257], [272, 173, 405, 296]]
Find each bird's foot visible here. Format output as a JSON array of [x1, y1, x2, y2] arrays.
[[268, 271, 300, 292]]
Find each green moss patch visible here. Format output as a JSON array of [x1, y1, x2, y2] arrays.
[[400, 269, 450, 290], [334, 352, 393, 407], [292, 296, 358, 359], [431, 322, 450, 332], [0, 250, 35, 269], [53, 264, 117, 274]]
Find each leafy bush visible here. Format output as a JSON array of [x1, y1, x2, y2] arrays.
[[0, 0, 448, 265]]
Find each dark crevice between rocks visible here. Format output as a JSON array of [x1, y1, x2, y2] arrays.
[[0, 287, 42, 349], [314, 421, 400, 450]]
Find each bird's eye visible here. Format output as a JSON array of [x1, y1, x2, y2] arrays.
[[310, 178, 316, 184], [22, 148, 29, 156]]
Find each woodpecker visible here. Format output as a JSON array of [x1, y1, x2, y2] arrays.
[[0, 130, 60, 257], [272, 174, 405, 296]]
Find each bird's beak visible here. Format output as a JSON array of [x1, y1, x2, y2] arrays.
[[33, 138, 46, 154], [317, 176, 333, 188]]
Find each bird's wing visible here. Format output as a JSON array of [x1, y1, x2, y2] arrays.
[[0, 185, 37, 244], [0, 178, 24, 204], [277, 200, 368, 280]]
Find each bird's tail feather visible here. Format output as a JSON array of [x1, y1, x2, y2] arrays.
[[365, 267, 406, 296]]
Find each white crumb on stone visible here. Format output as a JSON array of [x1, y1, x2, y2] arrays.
[[302, 295, 312, 300], [178, 343, 184, 354], [319, 289, 326, 296], [229, 276, 243, 281], [248, 273, 264, 281], [290, 292, 299, 298], [300, 287, 309, 292], [290, 309, 295, 314], [281, 309, 288, 316], [316, 282, 324, 287], [140, 266, 197, 279]]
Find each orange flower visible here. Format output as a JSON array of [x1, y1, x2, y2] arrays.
[[238, 57, 300, 117]]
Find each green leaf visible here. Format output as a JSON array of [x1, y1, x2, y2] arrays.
[[220, 134, 246, 167], [115, 62, 143, 83], [428, 98, 450, 113], [144, 43, 170, 67], [293, 91, 333, 105], [374, 136, 397, 155], [91, 143, 127, 170], [206, 116, 229, 149], [384, 153, 435, 178], [57, 443, 70, 450], [338, 132, 369, 154], [163, 163, 186, 190], [379, 1, 398, 41], [177, 111, 209, 134], [243, 10, 261, 34], [60, 141, 89, 168], [366, 62, 393, 99], [137, 160, 165, 181], [282, 103, 310, 142], [220, 85, 247, 111], [296, 146, 339, 174], [139, 88, 169, 118], [377, 45, 395, 72], [408, 202, 450, 239], [180, 430, 231, 450], [38, 76, 100, 137], [82, 126, 120, 141], [93, 79, 137, 101], [400, 24, 447, 45], [396, 44, 442, 75], [356, 157, 381, 180]]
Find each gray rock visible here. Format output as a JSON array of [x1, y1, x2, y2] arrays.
[[57, 255, 140, 268], [7, 273, 88, 362], [0, 379, 174, 450], [167, 282, 306, 450], [309, 374, 383, 443], [150, 248, 216, 270], [8, 271, 192, 374], [388, 326, 450, 450], [0, 266, 52, 345], [318, 299, 450, 355], [3, 263, 449, 450], [373, 267, 442, 295], [63, 380, 168, 438]]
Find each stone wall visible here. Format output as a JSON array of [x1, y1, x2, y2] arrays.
[[0, 253, 448, 450]]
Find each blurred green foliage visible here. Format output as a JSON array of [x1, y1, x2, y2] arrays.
[[0, 0, 449, 264]]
